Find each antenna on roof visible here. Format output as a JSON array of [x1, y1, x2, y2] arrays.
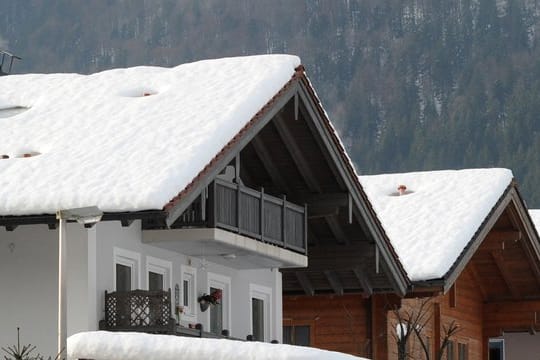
[[0, 50, 22, 76]]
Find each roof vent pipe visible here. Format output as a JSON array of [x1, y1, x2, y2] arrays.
[[397, 184, 407, 196]]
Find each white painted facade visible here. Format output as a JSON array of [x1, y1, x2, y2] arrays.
[[0, 220, 291, 357]]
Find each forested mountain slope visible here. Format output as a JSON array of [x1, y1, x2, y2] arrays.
[[3, 0, 540, 205]]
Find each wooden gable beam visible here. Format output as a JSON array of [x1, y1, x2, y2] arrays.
[[491, 250, 520, 299], [295, 272, 315, 296], [324, 270, 344, 295], [325, 216, 349, 245], [274, 114, 350, 245], [251, 136, 291, 193], [468, 262, 488, 300], [274, 114, 322, 193], [353, 267, 373, 296]]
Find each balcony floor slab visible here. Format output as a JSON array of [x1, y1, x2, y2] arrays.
[[142, 228, 307, 269]]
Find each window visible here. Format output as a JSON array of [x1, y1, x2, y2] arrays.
[[113, 247, 140, 291], [207, 272, 231, 335], [148, 272, 163, 291], [210, 286, 223, 335], [116, 263, 131, 291], [458, 343, 468, 360], [181, 265, 197, 322], [249, 284, 272, 342], [252, 298, 264, 341], [146, 256, 172, 291], [489, 339, 504, 360], [447, 341, 455, 360], [283, 322, 312, 346]]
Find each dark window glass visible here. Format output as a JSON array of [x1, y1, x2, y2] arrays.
[[488, 340, 504, 360], [116, 263, 131, 291], [148, 271, 163, 291], [252, 298, 264, 341], [283, 326, 292, 345], [282, 324, 310, 346], [458, 343, 468, 360], [183, 279, 189, 307], [294, 326, 310, 346], [447, 341, 455, 360]]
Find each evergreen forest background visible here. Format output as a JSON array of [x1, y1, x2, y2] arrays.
[[3, 0, 540, 205]]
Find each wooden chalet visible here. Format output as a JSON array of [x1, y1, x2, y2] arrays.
[[284, 170, 540, 360]]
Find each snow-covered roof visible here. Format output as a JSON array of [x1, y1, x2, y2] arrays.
[[529, 209, 540, 233], [359, 168, 513, 282], [0, 55, 300, 216], [67, 331, 368, 360]]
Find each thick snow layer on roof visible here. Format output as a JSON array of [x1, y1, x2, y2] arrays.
[[67, 331, 368, 360], [0, 55, 300, 215], [529, 210, 540, 232], [359, 168, 513, 281]]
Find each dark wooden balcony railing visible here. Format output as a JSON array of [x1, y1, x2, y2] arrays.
[[99, 289, 175, 334], [99, 289, 242, 340], [175, 179, 307, 254]]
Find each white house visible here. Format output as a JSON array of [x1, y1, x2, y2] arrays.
[[0, 55, 402, 357]]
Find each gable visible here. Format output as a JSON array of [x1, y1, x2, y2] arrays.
[[360, 168, 513, 282]]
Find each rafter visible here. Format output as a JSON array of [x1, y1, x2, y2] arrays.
[[353, 267, 373, 296], [274, 114, 322, 193], [250, 136, 291, 193], [492, 250, 520, 299], [324, 270, 344, 295], [325, 216, 349, 245], [295, 272, 314, 296], [467, 262, 488, 300]]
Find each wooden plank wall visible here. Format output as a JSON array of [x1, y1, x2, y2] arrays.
[[385, 267, 484, 360], [483, 300, 540, 337], [283, 294, 371, 357]]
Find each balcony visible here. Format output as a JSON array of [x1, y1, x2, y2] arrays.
[[174, 179, 307, 255], [98, 289, 241, 340]]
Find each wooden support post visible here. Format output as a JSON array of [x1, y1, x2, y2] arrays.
[[260, 187, 265, 242], [294, 91, 299, 120], [200, 188, 206, 222], [282, 195, 287, 247], [304, 203, 308, 254], [208, 181, 216, 228], [348, 192, 353, 224], [236, 182, 241, 232], [235, 154, 240, 183], [434, 302, 441, 359], [375, 245, 380, 274]]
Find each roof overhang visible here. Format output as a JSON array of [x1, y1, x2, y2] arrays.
[[410, 183, 540, 295]]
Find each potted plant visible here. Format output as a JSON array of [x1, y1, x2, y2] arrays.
[[198, 289, 222, 312]]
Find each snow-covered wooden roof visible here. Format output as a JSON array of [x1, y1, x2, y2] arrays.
[[359, 168, 514, 282], [0, 55, 300, 216]]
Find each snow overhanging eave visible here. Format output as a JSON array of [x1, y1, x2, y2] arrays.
[[408, 182, 515, 295], [0, 210, 167, 230]]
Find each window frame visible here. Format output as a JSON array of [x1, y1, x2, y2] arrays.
[[207, 272, 231, 334], [282, 319, 315, 346], [145, 256, 172, 291], [113, 247, 141, 291], [249, 283, 272, 342], [181, 265, 197, 322]]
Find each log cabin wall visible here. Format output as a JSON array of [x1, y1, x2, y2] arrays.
[[282, 294, 371, 357]]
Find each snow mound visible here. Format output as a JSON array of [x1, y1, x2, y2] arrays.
[[67, 331, 368, 360], [359, 168, 513, 281]]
